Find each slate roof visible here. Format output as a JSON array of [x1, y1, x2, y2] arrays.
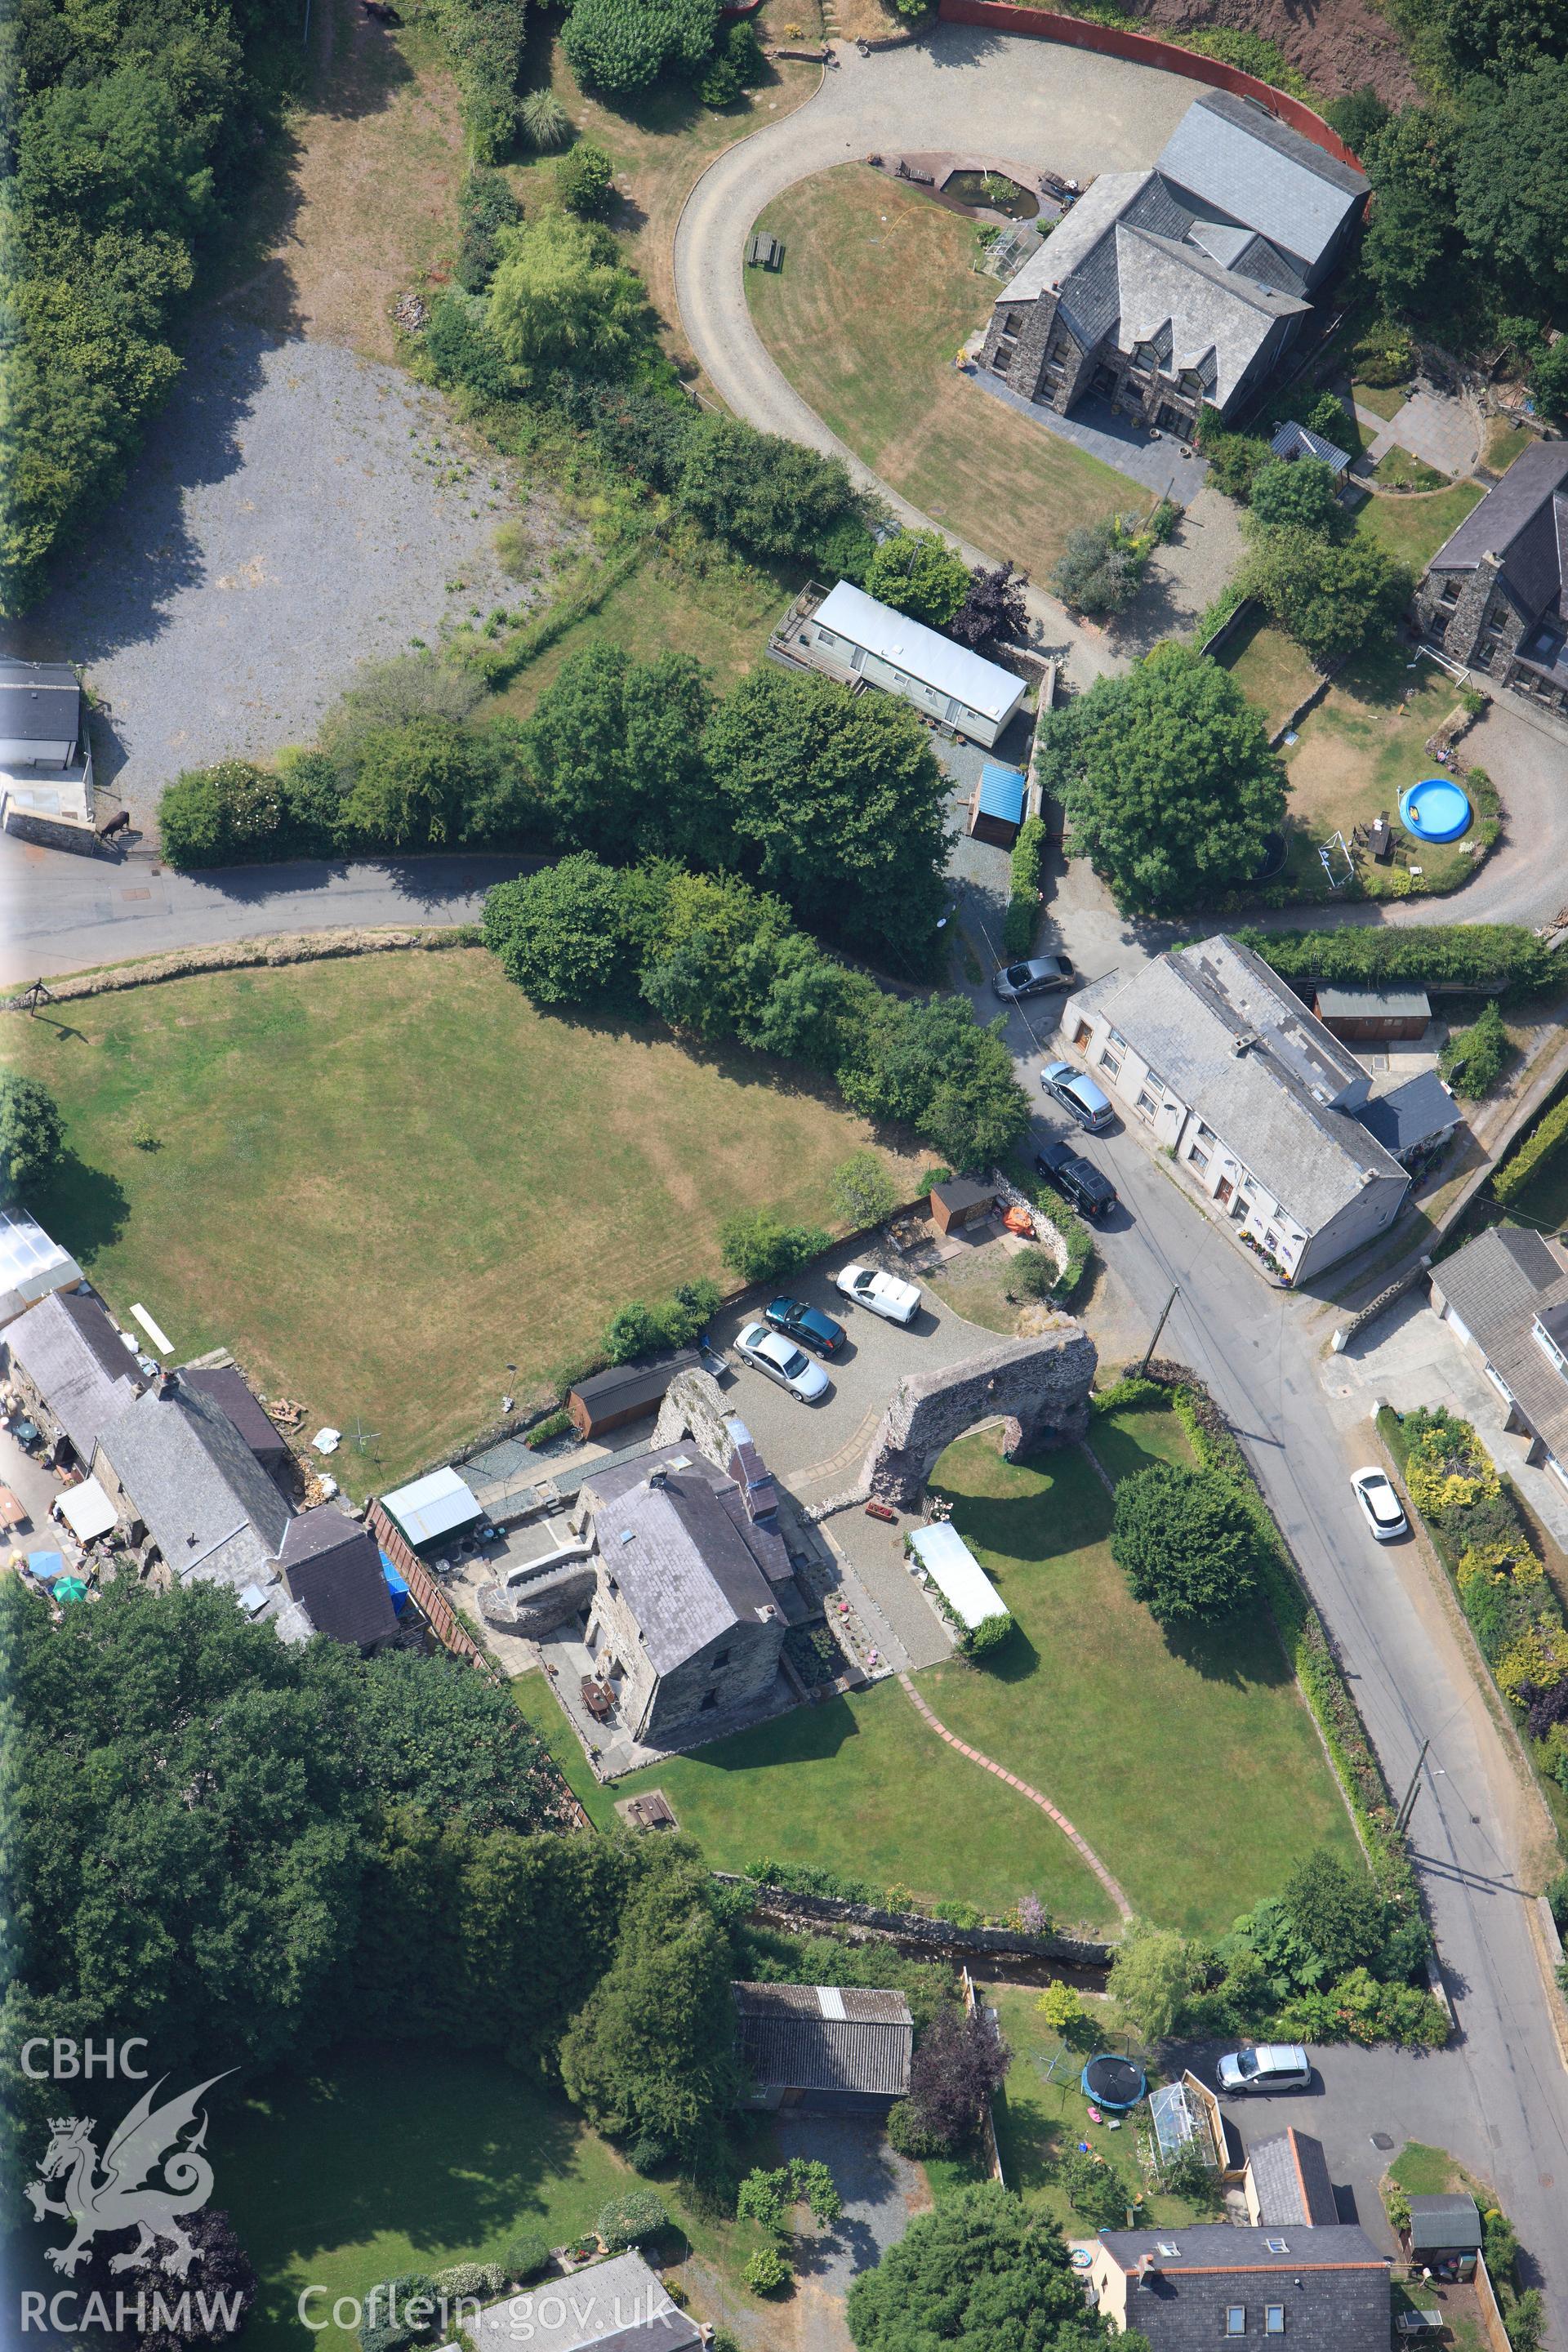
[[1431, 1227, 1568, 1461], [0, 660, 83, 751], [1098, 2223, 1389, 2352], [1424, 441, 1568, 632], [581, 1447, 788, 1674], [1076, 937, 1405, 1232], [278, 1506, 400, 1646], [1272, 419, 1351, 474], [467, 2254, 701, 2352], [6, 1289, 144, 1459], [1101, 2221, 1385, 2270], [95, 1375, 305, 1633], [1356, 1071, 1459, 1160], [733, 1982, 913, 2096], [1247, 2128, 1339, 2227], [1116, 225, 1307, 405], [180, 1365, 288, 1468], [1154, 90, 1368, 280]]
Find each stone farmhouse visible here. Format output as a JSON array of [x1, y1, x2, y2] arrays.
[[1060, 936, 1416, 1282], [572, 1442, 791, 1744], [1412, 441, 1568, 720], [978, 91, 1367, 436]]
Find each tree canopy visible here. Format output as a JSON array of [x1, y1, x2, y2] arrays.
[[1036, 645, 1285, 915], [521, 644, 716, 864], [0, 1073, 64, 1201], [863, 530, 972, 628], [1241, 528, 1410, 668], [481, 854, 633, 1004], [488, 216, 648, 379], [1280, 1850, 1388, 1977], [1454, 62, 1568, 312], [1110, 1462, 1261, 1624], [840, 993, 1030, 1172], [847, 2182, 1138, 2352], [674, 412, 856, 566], [561, 0, 720, 91], [1246, 456, 1348, 539], [1107, 1918, 1201, 2042]]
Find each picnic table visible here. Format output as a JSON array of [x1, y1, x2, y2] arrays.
[[0, 1487, 26, 1530]]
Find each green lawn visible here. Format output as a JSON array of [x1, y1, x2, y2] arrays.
[[1356, 478, 1484, 571], [923, 1413, 1361, 1933], [1218, 608, 1321, 734], [516, 1670, 1117, 1931], [1373, 448, 1450, 491], [1351, 379, 1407, 422], [488, 555, 782, 723], [1, 956, 922, 1487], [746, 165, 1125, 583], [211, 2045, 776, 2352], [1484, 419, 1535, 474]]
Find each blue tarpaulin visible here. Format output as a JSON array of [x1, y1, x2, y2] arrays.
[[380, 1551, 410, 1615]]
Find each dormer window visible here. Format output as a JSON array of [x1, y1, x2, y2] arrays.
[[1533, 1315, 1568, 1378]]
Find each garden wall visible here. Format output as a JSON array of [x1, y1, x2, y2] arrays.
[[715, 1873, 1115, 1967], [934, 0, 1365, 170]]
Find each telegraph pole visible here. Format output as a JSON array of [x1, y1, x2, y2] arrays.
[[1139, 1285, 1178, 1376]]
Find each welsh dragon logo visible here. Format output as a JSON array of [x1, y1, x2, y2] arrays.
[[26, 2074, 233, 2278]]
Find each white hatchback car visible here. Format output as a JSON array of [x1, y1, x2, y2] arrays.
[[734, 1321, 831, 1402], [1351, 1464, 1407, 1541], [835, 1263, 922, 1325]]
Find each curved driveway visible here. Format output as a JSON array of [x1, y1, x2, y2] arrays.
[[675, 29, 1199, 678]]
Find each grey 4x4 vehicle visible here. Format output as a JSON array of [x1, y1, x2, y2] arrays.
[[1035, 1140, 1117, 1220]]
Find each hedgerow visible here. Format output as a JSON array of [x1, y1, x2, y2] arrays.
[[1235, 924, 1557, 1000]]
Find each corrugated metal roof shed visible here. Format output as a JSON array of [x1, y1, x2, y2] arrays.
[[978, 764, 1027, 824], [908, 1520, 1007, 1630], [1271, 419, 1352, 474], [813, 581, 1024, 725], [381, 1463, 483, 1548]]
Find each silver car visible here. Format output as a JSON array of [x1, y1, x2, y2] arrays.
[[734, 1321, 831, 1402], [992, 954, 1075, 1003]]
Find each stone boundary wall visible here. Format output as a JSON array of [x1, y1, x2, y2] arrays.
[[1198, 596, 1258, 663], [2, 812, 118, 860], [715, 1871, 1115, 1966], [936, 0, 1365, 172], [1, 924, 477, 1011]]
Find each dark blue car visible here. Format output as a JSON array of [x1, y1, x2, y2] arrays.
[[764, 1298, 846, 1356]]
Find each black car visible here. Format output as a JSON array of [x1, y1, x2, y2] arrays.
[[764, 1298, 846, 1356], [1035, 1140, 1117, 1219]]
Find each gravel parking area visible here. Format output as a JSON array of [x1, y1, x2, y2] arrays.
[[1, 317, 569, 823]]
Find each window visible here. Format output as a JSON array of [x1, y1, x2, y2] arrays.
[[1004, 313, 1023, 336], [701, 1690, 719, 1711], [1136, 1090, 1160, 1120], [1189, 1147, 1209, 1173], [1534, 1317, 1568, 1377], [1265, 2308, 1285, 2334], [1441, 578, 1461, 603], [712, 1647, 731, 1668], [1100, 1049, 1123, 1079], [606, 1577, 618, 1597], [1265, 2240, 1289, 2256], [818, 629, 839, 648], [1157, 2243, 1181, 2259], [1226, 2310, 1247, 2337], [1264, 1229, 1280, 1252]]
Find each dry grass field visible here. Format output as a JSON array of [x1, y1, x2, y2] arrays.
[[3, 954, 923, 1486], [746, 166, 1125, 579]]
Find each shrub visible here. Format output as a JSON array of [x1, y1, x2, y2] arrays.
[[596, 2189, 670, 2251], [482, 856, 631, 1004], [744, 2247, 791, 2293], [737, 2169, 788, 2231], [1049, 514, 1143, 614], [1001, 813, 1046, 956], [1353, 316, 1416, 389], [520, 87, 572, 149], [1200, 429, 1272, 503], [905, 2004, 1010, 2146], [726, 17, 766, 79], [864, 529, 971, 629], [456, 168, 525, 292], [627, 2132, 671, 2174], [0, 1074, 64, 1201], [962, 1610, 1015, 1660], [503, 2233, 553, 2283], [1439, 1000, 1510, 1098], [603, 1301, 664, 1365], [719, 1210, 829, 1285], [949, 559, 1029, 653], [830, 1150, 900, 1230], [434, 2261, 508, 2297], [1305, 391, 1358, 452], [886, 2098, 948, 2158], [1111, 1461, 1260, 1624], [556, 140, 616, 217], [561, 0, 721, 93], [1236, 924, 1555, 1000], [1057, 2149, 1130, 2230], [361, 2272, 443, 2352], [697, 56, 741, 105], [426, 0, 530, 161]]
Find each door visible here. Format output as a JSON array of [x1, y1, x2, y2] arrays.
[[1215, 1178, 1233, 1206]]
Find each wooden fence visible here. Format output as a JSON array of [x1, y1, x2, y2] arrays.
[[366, 1499, 501, 1679]]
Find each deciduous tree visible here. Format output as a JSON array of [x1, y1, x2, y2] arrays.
[[0, 1074, 64, 1200], [488, 216, 647, 380], [847, 2182, 1134, 2352], [863, 529, 971, 628]]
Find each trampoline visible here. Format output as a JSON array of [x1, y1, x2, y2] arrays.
[[1080, 2053, 1147, 2109], [1400, 778, 1472, 844]]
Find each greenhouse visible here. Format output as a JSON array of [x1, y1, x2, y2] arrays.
[[1149, 2077, 1219, 2170]]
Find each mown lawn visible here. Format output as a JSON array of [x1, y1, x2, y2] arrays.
[[1356, 478, 1484, 571], [746, 166, 1126, 581], [488, 556, 781, 723], [211, 2045, 777, 2352], [1218, 608, 1321, 735], [924, 1412, 1360, 1933], [1, 955, 922, 1487], [514, 1669, 1116, 1931]]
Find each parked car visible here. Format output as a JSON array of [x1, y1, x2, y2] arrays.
[[1040, 1060, 1114, 1133], [1351, 1465, 1407, 1541], [993, 954, 1075, 1003], [1217, 2043, 1312, 2094], [1035, 1140, 1117, 1220], [734, 1322, 831, 1402], [764, 1298, 845, 1356], [835, 1263, 922, 1325]]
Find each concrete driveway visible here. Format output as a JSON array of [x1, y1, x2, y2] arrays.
[[673, 27, 1200, 687]]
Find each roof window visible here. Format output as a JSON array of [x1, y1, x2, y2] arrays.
[[1265, 2239, 1289, 2255], [1226, 2308, 1247, 2336]]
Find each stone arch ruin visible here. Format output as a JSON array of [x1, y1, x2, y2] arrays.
[[860, 1317, 1098, 1508]]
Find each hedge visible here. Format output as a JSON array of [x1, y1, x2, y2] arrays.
[[1001, 814, 1047, 957], [425, 0, 530, 162], [1494, 1086, 1568, 1206], [1235, 923, 1559, 1000], [1150, 1364, 1428, 1927]]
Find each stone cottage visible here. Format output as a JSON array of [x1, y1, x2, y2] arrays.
[[1412, 440, 1568, 718], [978, 90, 1366, 436]]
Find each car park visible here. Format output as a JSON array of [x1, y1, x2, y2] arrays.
[[764, 1298, 845, 1356], [1217, 2043, 1312, 2094], [835, 1263, 922, 1325], [1040, 1060, 1115, 1133], [1034, 1140, 1117, 1220], [993, 954, 1075, 1003], [1351, 1465, 1407, 1541], [734, 1322, 831, 1402]]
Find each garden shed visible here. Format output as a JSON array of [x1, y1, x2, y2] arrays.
[[379, 1463, 483, 1554], [1407, 2193, 1482, 2278], [1312, 983, 1430, 1041], [568, 1349, 701, 1440], [907, 1520, 1006, 1631], [733, 1981, 913, 2112], [969, 762, 1027, 849], [929, 1178, 995, 1235]]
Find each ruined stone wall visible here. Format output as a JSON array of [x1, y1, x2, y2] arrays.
[[860, 1321, 1097, 1506]]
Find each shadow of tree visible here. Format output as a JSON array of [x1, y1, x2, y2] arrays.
[[24, 1152, 131, 1264]]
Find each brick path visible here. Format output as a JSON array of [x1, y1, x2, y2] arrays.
[[898, 1672, 1134, 1921]]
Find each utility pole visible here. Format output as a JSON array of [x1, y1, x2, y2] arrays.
[[1395, 1737, 1430, 1835], [1139, 1285, 1178, 1376]]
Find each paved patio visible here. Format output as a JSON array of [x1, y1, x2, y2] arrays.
[[1355, 384, 1482, 478]]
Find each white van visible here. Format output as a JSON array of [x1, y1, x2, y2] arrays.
[[1217, 2043, 1312, 2094]]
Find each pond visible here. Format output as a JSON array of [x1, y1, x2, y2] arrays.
[[942, 168, 1040, 220]]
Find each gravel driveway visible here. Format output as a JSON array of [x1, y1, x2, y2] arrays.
[[0, 317, 564, 824]]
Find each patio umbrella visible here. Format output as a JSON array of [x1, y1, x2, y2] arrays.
[[55, 1577, 89, 1604]]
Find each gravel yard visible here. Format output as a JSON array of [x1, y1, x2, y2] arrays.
[[1, 316, 572, 823]]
